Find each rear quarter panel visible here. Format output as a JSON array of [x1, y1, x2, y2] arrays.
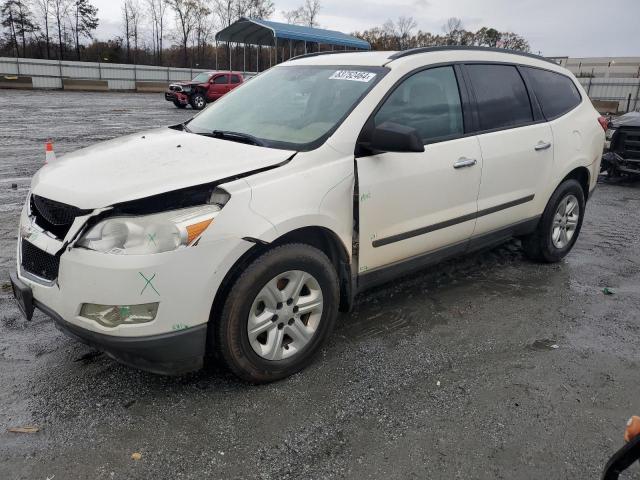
[[546, 87, 604, 202]]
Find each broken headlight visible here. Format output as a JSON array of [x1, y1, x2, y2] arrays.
[[77, 204, 222, 255]]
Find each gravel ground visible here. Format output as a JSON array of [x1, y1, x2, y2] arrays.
[[1, 90, 639, 480]]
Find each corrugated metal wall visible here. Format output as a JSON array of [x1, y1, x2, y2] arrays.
[[578, 77, 640, 112], [0, 57, 250, 90]]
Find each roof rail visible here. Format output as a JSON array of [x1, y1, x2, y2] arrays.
[[288, 50, 364, 61], [387, 46, 557, 65]]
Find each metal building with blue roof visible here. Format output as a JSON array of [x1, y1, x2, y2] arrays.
[[215, 17, 371, 71]]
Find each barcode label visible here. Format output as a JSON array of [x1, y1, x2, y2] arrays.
[[329, 70, 377, 82]]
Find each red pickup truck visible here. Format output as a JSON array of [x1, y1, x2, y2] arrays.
[[165, 71, 245, 110]]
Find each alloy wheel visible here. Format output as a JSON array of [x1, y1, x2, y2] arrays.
[[247, 270, 323, 361], [551, 194, 579, 249]]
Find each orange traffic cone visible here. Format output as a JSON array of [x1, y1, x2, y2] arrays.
[[624, 416, 640, 442], [45, 139, 56, 164]]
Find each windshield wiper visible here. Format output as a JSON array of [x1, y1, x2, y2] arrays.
[[210, 130, 266, 147]]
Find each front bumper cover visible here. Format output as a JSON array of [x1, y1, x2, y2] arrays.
[[37, 294, 207, 375]]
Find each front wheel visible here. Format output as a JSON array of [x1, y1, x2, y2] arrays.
[[522, 179, 585, 263], [190, 92, 206, 110], [173, 100, 187, 109], [215, 243, 339, 383]]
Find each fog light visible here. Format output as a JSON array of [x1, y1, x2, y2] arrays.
[[80, 303, 159, 328]]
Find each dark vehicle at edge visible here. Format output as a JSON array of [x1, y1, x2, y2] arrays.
[[602, 112, 640, 177]]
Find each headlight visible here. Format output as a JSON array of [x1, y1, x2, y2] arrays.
[[606, 129, 615, 140], [77, 203, 221, 255]]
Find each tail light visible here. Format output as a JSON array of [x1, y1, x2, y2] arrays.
[[598, 116, 608, 131]]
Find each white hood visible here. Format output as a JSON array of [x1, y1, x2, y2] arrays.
[[31, 127, 294, 209]]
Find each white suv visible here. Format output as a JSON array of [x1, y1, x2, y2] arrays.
[[11, 47, 605, 382]]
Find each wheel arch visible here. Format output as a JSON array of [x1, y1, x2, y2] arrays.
[[560, 166, 591, 201], [209, 226, 353, 348]]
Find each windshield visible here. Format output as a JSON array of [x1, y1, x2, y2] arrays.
[[191, 72, 212, 83], [187, 65, 386, 150]]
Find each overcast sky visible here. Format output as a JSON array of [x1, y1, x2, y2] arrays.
[[91, 0, 639, 58]]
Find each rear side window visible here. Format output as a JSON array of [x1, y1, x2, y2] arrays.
[[466, 64, 533, 131], [374, 66, 464, 144], [522, 67, 581, 119], [213, 75, 229, 84], [230, 75, 241, 84]]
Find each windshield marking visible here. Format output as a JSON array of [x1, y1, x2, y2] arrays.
[[329, 70, 377, 82]]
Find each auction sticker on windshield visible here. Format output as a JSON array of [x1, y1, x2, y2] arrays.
[[329, 70, 377, 82]]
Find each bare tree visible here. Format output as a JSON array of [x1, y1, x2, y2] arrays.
[[396, 15, 416, 50], [33, 0, 52, 58], [282, 0, 320, 27], [51, 0, 69, 59], [146, 0, 167, 64], [245, 0, 273, 19], [192, 0, 211, 65], [122, 0, 141, 63], [2, 0, 39, 57], [69, 0, 98, 59], [168, 0, 197, 67], [443, 17, 463, 35]]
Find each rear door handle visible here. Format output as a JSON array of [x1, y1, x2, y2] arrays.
[[453, 158, 477, 169], [534, 141, 552, 151]]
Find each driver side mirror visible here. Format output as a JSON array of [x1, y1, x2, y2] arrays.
[[359, 122, 425, 154]]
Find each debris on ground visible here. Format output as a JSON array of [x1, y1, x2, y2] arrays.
[[603, 287, 615, 295], [530, 339, 559, 351], [8, 426, 39, 433], [73, 350, 103, 363], [131, 452, 142, 461], [1, 282, 11, 292]]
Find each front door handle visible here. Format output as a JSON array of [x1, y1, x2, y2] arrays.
[[453, 157, 477, 169], [534, 141, 552, 151]]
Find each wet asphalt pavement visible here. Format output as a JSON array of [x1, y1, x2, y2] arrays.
[[1, 90, 640, 479]]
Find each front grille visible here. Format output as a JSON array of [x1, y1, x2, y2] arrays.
[[21, 239, 60, 281], [30, 195, 90, 239], [622, 132, 640, 159]]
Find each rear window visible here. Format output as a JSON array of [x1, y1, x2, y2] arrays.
[[466, 64, 533, 131], [522, 67, 582, 119], [230, 75, 241, 84]]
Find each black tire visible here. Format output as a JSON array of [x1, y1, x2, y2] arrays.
[[215, 243, 339, 383], [173, 100, 187, 109], [522, 179, 585, 263], [190, 92, 206, 110]]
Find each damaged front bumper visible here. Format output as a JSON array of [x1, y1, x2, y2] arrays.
[[12, 269, 206, 375], [13, 231, 253, 375], [165, 91, 189, 105], [602, 151, 640, 176]]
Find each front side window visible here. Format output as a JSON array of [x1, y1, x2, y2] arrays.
[[522, 67, 582, 119], [188, 65, 386, 150], [191, 72, 211, 82], [466, 64, 533, 131], [374, 66, 464, 144], [213, 75, 229, 84]]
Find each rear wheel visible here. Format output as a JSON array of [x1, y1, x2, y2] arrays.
[[190, 92, 206, 110], [215, 243, 339, 383], [522, 179, 585, 263]]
